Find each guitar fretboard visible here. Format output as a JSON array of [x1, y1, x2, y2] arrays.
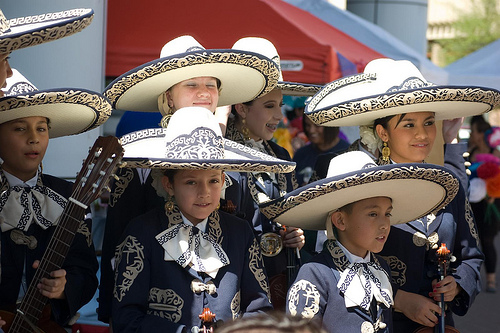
[[10, 203, 85, 333]]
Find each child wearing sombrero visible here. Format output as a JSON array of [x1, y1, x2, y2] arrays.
[[260, 151, 459, 333], [0, 70, 111, 330], [98, 34, 281, 324], [111, 106, 296, 332]]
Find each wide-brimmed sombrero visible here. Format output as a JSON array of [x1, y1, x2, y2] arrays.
[[231, 37, 322, 97], [305, 58, 500, 127], [0, 8, 94, 54], [259, 151, 459, 230], [120, 106, 296, 173], [0, 69, 112, 138], [104, 35, 281, 112]]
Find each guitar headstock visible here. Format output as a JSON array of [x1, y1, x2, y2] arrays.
[[72, 136, 124, 208]]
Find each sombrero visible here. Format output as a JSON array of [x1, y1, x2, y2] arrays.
[[305, 58, 500, 127], [259, 151, 459, 230], [231, 37, 322, 97], [104, 35, 280, 112], [0, 8, 94, 54], [0, 69, 112, 138], [120, 106, 296, 173]]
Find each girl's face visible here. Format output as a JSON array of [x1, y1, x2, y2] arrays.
[[468, 123, 484, 147], [162, 169, 224, 225], [238, 89, 283, 141], [332, 196, 392, 258], [0, 116, 49, 181], [376, 112, 436, 163], [166, 76, 219, 113], [0, 53, 13, 97], [304, 116, 325, 145]]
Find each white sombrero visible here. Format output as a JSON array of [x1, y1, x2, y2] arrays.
[[305, 58, 500, 127], [0, 8, 93, 54], [0, 69, 112, 138], [259, 151, 459, 230], [104, 35, 281, 112], [120, 106, 296, 173], [231, 37, 322, 97]]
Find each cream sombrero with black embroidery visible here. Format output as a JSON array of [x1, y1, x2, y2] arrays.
[[232, 37, 322, 97], [259, 151, 459, 230], [104, 35, 281, 112], [0, 69, 112, 138], [120, 106, 296, 173], [305, 58, 500, 127], [0, 8, 93, 54]]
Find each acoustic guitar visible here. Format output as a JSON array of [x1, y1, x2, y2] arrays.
[[0, 136, 123, 333]]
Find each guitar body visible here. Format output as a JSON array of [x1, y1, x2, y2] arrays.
[[0, 305, 66, 333]]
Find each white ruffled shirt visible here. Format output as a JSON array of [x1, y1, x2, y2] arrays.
[[336, 241, 393, 312]]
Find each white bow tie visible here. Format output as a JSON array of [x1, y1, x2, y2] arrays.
[[337, 262, 393, 312], [156, 223, 230, 278], [0, 185, 66, 232]]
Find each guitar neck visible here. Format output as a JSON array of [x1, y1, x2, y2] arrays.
[[10, 203, 85, 333]]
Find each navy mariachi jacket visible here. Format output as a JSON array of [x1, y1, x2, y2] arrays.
[[0, 174, 99, 326], [112, 206, 272, 333], [377, 148, 483, 332], [286, 240, 393, 333]]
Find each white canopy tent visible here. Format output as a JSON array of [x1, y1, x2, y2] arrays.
[[285, 0, 449, 84]]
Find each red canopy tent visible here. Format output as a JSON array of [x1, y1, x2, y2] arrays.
[[106, 0, 385, 84]]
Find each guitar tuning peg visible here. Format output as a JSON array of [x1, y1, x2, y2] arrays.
[[119, 161, 128, 168], [105, 186, 112, 192], [112, 174, 120, 181]]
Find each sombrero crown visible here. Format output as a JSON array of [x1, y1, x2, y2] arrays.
[[305, 58, 500, 127], [0, 69, 112, 138], [104, 35, 281, 112], [0, 8, 93, 54], [120, 106, 296, 173], [231, 37, 322, 97], [259, 151, 459, 230]]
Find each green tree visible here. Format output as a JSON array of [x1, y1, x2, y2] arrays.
[[439, 0, 500, 65]]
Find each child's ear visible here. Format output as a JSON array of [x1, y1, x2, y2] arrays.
[[221, 171, 225, 187], [162, 176, 175, 197], [375, 124, 388, 142], [330, 211, 346, 231], [234, 103, 247, 119]]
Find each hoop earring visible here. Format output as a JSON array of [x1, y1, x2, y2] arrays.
[[241, 118, 250, 141], [165, 196, 175, 213], [382, 142, 391, 162]]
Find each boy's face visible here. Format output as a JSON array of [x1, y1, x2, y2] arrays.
[[0, 116, 49, 181], [162, 169, 224, 225], [332, 196, 392, 258]]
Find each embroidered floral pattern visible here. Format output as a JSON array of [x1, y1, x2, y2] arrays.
[[77, 220, 92, 247], [230, 290, 241, 319], [379, 255, 407, 287], [147, 287, 184, 323], [0, 9, 94, 53], [249, 238, 271, 301], [114, 235, 145, 302], [287, 279, 320, 318], [109, 168, 134, 208], [464, 196, 479, 243]]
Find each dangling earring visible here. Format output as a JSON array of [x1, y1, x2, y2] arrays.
[[241, 118, 250, 141], [165, 196, 175, 213], [382, 142, 391, 162]]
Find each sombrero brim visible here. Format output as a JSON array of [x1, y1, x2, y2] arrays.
[[104, 49, 280, 112], [278, 81, 322, 97], [0, 88, 112, 138], [305, 85, 500, 127], [0, 8, 94, 54], [259, 163, 459, 230], [119, 128, 296, 173]]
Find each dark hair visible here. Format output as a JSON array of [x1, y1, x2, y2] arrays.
[[302, 115, 339, 145], [374, 113, 407, 131], [215, 312, 327, 333], [163, 169, 178, 183], [338, 202, 354, 215], [470, 115, 491, 134]]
